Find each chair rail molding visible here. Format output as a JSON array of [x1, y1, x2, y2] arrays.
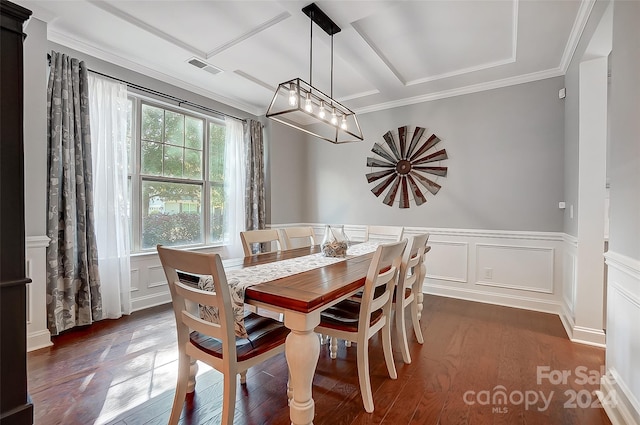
[[26, 235, 52, 351]]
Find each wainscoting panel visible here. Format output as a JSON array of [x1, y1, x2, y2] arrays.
[[413, 228, 564, 315], [130, 268, 140, 292], [26, 235, 52, 352], [475, 243, 554, 293], [601, 251, 640, 425], [129, 246, 224, 312], [560, 235, 578, 338], [147, 265, 167, 288], [425, 241, 468, 283]]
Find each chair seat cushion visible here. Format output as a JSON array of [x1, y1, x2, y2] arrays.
[[190, 312, 289, 362], [319, 299, 383, 332]]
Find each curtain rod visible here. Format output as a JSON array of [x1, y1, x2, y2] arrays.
[[47, 53, 247, 123]]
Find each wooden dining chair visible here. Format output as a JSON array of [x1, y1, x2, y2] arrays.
[[157, 245, 289, 425], [364, 225, 404, 242], [315, 239, 407, 413], [280, 226, 316, 250], [240, 229, 283, 256], [394, 233, 429, 364]]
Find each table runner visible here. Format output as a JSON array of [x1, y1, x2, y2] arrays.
[[198, 242, 381, 339]]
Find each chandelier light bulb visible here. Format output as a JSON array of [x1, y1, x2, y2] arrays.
[[341, 115, 347, 130], [331, 108, 338, 125], [319, 101, 326, 119], [288, 83, 297, 106], [304, 93, 313, 113]]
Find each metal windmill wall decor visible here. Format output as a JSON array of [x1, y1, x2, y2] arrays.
[[366, 125, 448, 208]]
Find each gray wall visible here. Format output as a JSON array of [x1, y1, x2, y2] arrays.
[[23, 18, 48, 237], [266, 119, 309, 224], [269, 77, 566, 231], [608, 0, 640, 259]]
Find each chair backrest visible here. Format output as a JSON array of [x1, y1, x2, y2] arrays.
[[364, 225, 405, 243], [157, 245, 237, 363], [280, 226, 316, 250], [397, 233, 430, 297], [359, 239, 407, 335], [240, 229, 283, 256]]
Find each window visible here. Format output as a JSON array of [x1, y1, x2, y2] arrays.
[[127, 98, 226, 252]]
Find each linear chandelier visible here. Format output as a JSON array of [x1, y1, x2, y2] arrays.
[[266, 3, 363, 144]]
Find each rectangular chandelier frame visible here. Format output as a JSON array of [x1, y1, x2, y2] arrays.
[[266, 77, 363, 144]]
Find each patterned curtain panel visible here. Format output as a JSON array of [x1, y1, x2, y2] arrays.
[[46, 51, 102, 335], [245, 120, 266, 232]]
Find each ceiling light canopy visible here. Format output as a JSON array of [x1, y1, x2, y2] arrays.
[[266, 3, 363, 144]]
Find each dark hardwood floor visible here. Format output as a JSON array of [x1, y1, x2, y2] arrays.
[[27, 295, 611, 425]]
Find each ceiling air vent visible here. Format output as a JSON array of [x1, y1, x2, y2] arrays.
[[186, 57, 222, 76]]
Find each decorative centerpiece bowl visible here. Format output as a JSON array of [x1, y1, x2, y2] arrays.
[[321, 225, 349, 257]]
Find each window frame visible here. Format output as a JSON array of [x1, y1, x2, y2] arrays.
[[127, 94, 226, 253]]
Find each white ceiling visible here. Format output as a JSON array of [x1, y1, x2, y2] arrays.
[[18, 0, 592, 116]]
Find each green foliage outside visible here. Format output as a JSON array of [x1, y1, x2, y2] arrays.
[[134, 103, 227, 248], [142, 212, 202, 248]]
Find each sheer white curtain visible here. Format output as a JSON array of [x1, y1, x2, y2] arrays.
[[223, 117, 246, 258], [88, 74, 131, 318]]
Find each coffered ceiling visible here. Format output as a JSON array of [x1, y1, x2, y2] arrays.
[[17, 0, 592, 116]]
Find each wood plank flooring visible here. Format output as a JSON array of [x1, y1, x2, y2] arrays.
[[27, 295, 611, 425]]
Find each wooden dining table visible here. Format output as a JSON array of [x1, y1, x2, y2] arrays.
[[231, 245, 376, 425]]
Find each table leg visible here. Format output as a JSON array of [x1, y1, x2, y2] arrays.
[[284, 311, 320, 425]]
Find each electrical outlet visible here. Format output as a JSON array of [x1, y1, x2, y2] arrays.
[[483, 267, 493, 280]]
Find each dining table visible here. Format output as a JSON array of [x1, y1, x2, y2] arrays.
[[188, 243, 420, 425], [243, 244, 373, 425]]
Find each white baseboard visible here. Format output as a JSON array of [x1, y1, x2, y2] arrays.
[[423, 282, 562, 316], [559, 298, 576, 340], [572, 326, 606, 347], [600, 369, 640, 425], [131, 291, 171, 312], [27, 329, 53, 352], [559, 295, 607, 347]]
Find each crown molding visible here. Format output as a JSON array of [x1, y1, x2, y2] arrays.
[[48, 29, 263, 117], [559, 0, 597, 72], [355, 67, 564, 114]]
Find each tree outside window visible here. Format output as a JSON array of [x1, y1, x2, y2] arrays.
[[128, 100, 226, 251]]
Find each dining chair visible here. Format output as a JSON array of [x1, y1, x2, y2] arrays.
[[280, 226, 316, 250], [394, 233, 429, 364], [240, 228, 283, 256], [157, 245, 289, 425], [315, 239, 407, 413], [364, 225, 404, 243]]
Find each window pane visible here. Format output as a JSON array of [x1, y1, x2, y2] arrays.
[[184, 148, 202, 179], [165, 110, 184, 146], [163, 145, 183, 178], [141, 141, 163, 175], [210, 184, 224, 242], [209, 122, 225, 182], [141, 104, 163, 142], [141, 181, 202, 249], [185, 117, 203, 149]]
